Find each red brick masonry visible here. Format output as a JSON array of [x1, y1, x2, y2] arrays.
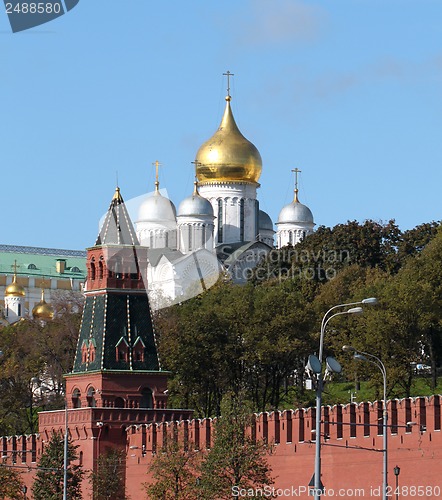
[[2, 396, 441, 499]]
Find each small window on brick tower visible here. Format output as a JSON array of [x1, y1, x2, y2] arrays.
[[87, 387, 96, 407], [98, 258, 104, 280], [90, 259, 96, 281], [81, 341, 88, 364], [89, 344, 96, 363], [115, 337, 129, 362], [72, 388, 81, 408], [133, 338, 146, 363]]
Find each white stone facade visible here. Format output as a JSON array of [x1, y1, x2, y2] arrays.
[[198, 181, 259, 245]]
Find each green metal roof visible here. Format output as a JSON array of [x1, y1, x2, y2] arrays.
[[0, 245, 86, 279]]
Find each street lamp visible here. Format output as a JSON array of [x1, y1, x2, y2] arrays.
[[309, 298, 377, 499], [342, 345, 387, 500], [31, 377, 68, 500], [393, 465, 400, 500]]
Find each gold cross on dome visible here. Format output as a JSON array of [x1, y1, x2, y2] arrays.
[[152, 160, 162, 184], [11, 260, 20, 275], [291, 168, 301, 192], [291, 168, 301, 202], [191, 160, 201, 181], [223, 70, 234, 97]]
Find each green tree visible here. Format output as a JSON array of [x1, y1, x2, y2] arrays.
[[0, 305, 82, 435], [0, 464, 25, 499], [199, 393, 274, 499], [32, 433, 83, 500], [89, 448, 128, 500], [145, 433, 201, 500]]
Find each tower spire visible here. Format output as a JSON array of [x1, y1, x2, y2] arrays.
[[223, 70, 234, 100], [291, 168, 301, 203]]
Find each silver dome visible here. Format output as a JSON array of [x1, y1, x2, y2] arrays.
[[178, 193, 213, 217], [277, 201, 314, 224], [137, 193, 177, 223], [259, 210, 273, 231]]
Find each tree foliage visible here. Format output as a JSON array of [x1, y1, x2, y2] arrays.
[[89, 448, 128, 500], [155, 219, 442, 412], [0, 465, 25, 499], [198, 393, 274, 499], [0, 300, 82, 435], [144, 393, 274, 500], [155, 279, 316, 416], [145, 435, 201, 500], [31, 432, 84, 500]]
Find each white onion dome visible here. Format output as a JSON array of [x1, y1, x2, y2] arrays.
[[178, 183, 214, 217], [137, 182, 176, 223], [277, 191, 314, 224], [259, 210, 273, 231]]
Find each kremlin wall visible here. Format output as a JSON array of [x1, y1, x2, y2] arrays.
[[1, 396, 442, 498]]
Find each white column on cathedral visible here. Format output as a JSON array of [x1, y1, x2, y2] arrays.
[[198, 182, 259, 246]]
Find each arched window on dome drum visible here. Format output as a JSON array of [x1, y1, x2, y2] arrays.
[[217, 199, 223, 243], [17, 304, 21, 317], [289, 232, 293, 245], [240, 199, 245, 242]]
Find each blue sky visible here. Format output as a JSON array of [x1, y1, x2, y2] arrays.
[[1, 0, 441, 250]]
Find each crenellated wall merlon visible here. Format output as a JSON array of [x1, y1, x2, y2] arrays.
[[125, 395, 442, 457]]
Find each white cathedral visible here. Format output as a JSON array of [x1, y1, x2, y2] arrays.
[[0, 81, 315, 321], [131, 87, 315, 309]]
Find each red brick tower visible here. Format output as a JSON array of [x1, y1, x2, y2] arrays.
[[38, 187, 192, 493]]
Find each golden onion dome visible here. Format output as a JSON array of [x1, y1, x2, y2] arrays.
[[195, 96, 262, 184], [32, 290, 54, 321], [5, 275, 26, 297]]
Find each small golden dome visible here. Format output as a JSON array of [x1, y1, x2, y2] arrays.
[[195, 96, 262, 184], [32, 289, 54, 321], [5, 275, 25, 297]]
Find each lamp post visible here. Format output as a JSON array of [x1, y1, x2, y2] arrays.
[[342, 345, 387, 500], [393, 465, 400, 499], [311, 298, 377, 499]]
